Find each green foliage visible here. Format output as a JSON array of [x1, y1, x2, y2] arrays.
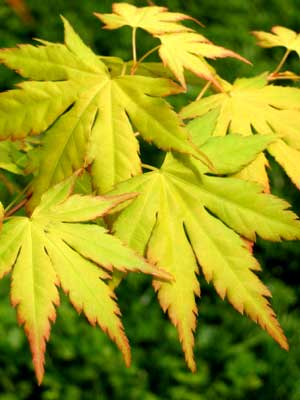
[[0, 275, 299, 400], [0, 0, 300, 394]]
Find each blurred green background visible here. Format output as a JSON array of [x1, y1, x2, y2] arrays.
[[0, 0, 300, 399]]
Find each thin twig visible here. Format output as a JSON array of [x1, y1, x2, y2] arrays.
[[196, 81, 212, 101], [131, 44, 161, 75], [121, 62, 128, 76], [141, 163, 159, 172], [5, 197, 27, 218], [138, 45, 160, 65], [131, 27, 137, 74], [0, 171, 21, 195], [271, 49, 291, 76], [4, 181, 31, 213]]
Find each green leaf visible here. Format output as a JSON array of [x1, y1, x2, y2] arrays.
[[0, 18, 204, 209], [181, 73, 300, 189], [197, 134, 275, 175], [110, 152, 300, 369], [0, 175, 170, 383]]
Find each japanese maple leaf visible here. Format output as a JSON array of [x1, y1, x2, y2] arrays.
[[252, 26, 300, 58], [181, 73, 300, 190], [0, 17, 204, 210], [94, 3, 200, 35], [157, 32, 251, 90], [0, 174, 170, 384], [96, 4, 249, 91], [109, 146, 300, 371]]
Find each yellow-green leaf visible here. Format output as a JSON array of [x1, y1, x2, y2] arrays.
[[186, 206, 287, 350], [0, 175, 170, 383], [110, 152, 299, 368], [0, 81, 79, 140], [148, 183, 200, 371], [268, 140, 300, 189], [158, 32, 250, 89], [45, 232, 131, 367], [0, 18, 201, 210], [10, 219, 59, 384], [95, 3, 197, 35], [181, 73, 300, 189]]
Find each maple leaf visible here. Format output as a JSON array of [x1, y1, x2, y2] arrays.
[[181, 73, 300, 190], [96, 4, 249, 90], [109, 149, 300, 370], [252, 26, 300, 58], [94, 3, 200, 35], [157, 32, 251, 90], [0, 17, 204, 210], [0, 175, 170, 384], [194, 134, 276, 175]]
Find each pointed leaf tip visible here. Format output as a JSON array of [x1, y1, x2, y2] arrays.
[[112, 152, 294, 365]]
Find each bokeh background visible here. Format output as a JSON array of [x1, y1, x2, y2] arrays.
[[0, 0, 300, 399]]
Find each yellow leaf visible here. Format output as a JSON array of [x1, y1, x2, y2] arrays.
[[158, 32, 250, 90], [95, 3, 200, 35], [268, 140, 300, 189], [234, 153, 270, 192], [181, 73, 300, 189], [253, 26, 300, 57]]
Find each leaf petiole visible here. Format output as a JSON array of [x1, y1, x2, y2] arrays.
[[4, 197, 28, 218], [131, 45, 160, 75], [138, 45, 160, 64], [196, 81, 212, 101], [0, 171, 20, 194], [141, 163, 159, 172], [131, 27, 137, 74], [4, 181, 31, 214], [271, 48, 291, 76]]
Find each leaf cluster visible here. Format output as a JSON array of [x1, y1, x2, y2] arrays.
[[0, 2, 300, 383]]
